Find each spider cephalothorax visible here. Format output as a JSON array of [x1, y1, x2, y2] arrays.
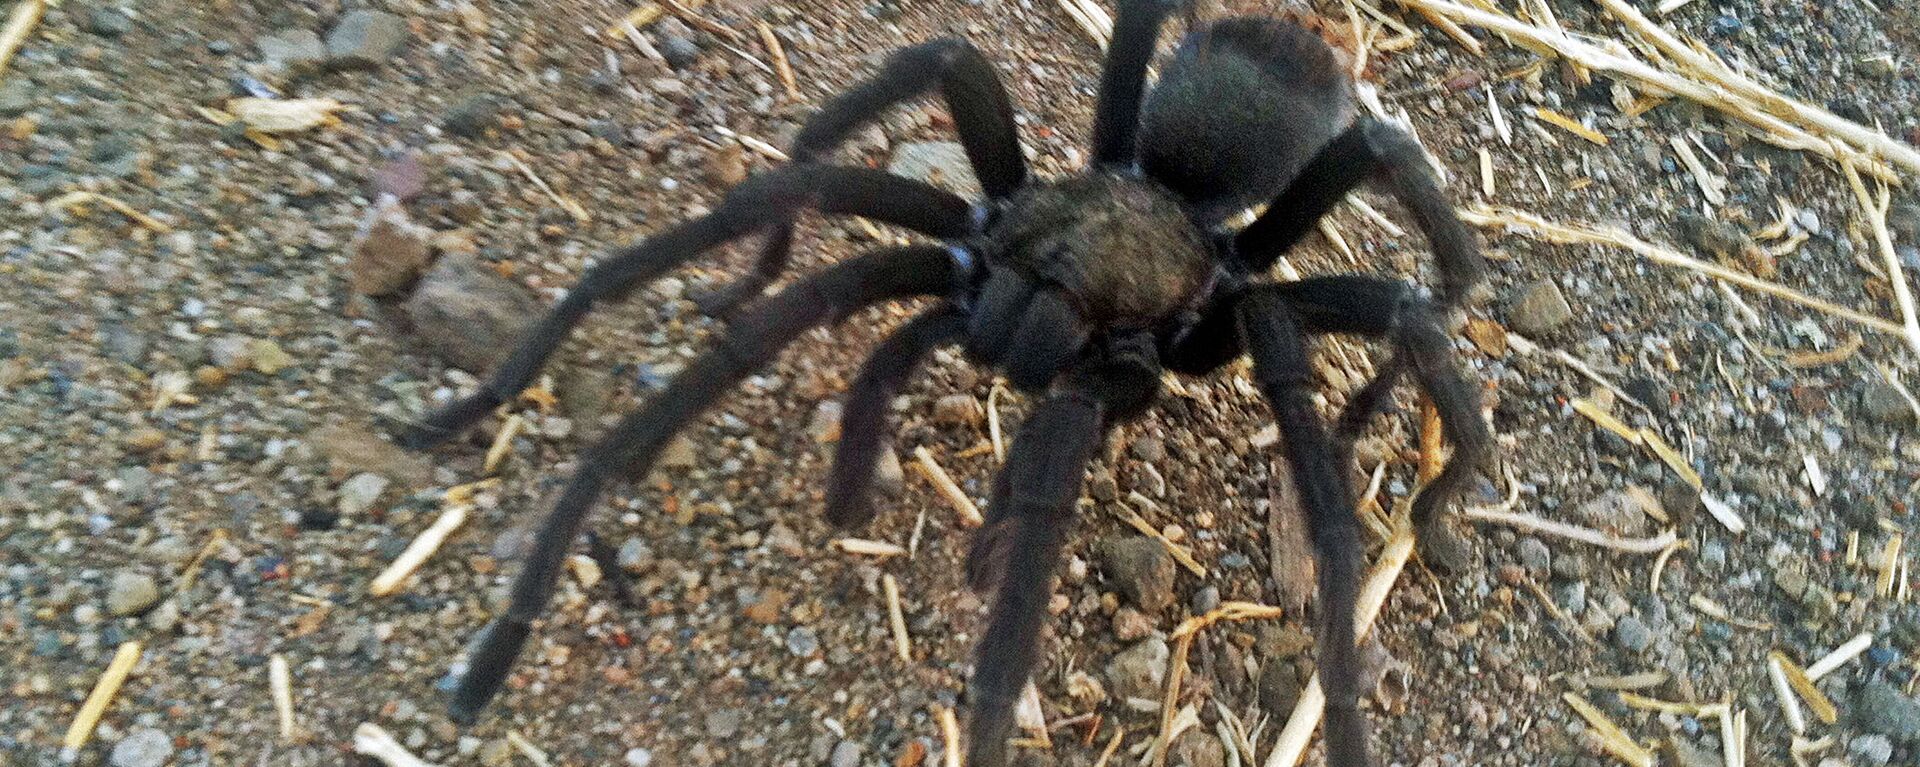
[[398, 4, 1492, 765]]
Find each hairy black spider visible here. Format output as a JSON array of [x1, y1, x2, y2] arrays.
[[400, 3, 1492, 764]]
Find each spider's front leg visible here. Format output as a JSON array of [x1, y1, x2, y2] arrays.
[[694, 37, 1026, 316], [1234, 288, 1374, 767], [399, 165, 974, 449], [963, 334, 1160, 767]]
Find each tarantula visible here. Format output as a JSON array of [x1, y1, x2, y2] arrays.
[[400, 3, 1491, 764]]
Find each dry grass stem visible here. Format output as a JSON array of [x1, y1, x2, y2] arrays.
[[1347, 195, 1407, 237], [1465, 205, 1904, 336], [1532, 107, 1609, 145], [1055, 0, 1112, 48], [619, 20, 665, 62], [936, 705, 963, 767], [47, 191, 175, 233], [1669, 135, 1726, 206], [756, 22, 800, 99], [270, 654, 297, 742], [1117, 494, 1207, 577], [0, 0, 45, 83], [1618, 691, 1714, 716], [501, 152, 591, 223], [1319, 218, 1357, 263], [1655, 0, 1696, 13], [1842, 160, 1920, 358], [711, 124, 790, 161], [1151, 638, 1192, 767], [483, 413, 523, 475], [1091, 727, 1125, 767], [1875, 533, 1904, 598], [1507, 332, 1653, 412], [882, 573, 912, 661], [175, 528, 230, 594], [1784, 334, 1864, 368], [1772, 651, 1839, 724], [1589, 0, 1920, 177], [987, 382, 1008, 461], [1805, 632, 1873, 680], [913, 446, 983, 526], [1464, 508, 1677, 553], [1394, 0, 1903, 181], [1649, 539, 1685, 594], [1688, 593, 1773, 630], [1417, 399, 1444, 484], [1767, 653, 1808, 734], [1264, 513, 1416, 767], [1564, 693, 1656, 767], [354, 722, 439, 767], [658, 0, 737, 41], [1172, 602, 1287, 640], [370, 503, 472, 597], [1802, 453, 1827, 496], [1521, 576, 1599, 645], [505, 732, 553, 767], [834, 538, 907, 557], [61, 641, 143, 760], [1478, 148, 1495, 197], [1584, 671, 1670, 690], [1571, 397, 1641, 444]]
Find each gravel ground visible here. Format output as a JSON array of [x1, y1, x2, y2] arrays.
[[3, 0, 1919, 765]]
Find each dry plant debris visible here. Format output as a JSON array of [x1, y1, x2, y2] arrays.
[[60, 641, 143, 761], [0, 0, 45, 82]]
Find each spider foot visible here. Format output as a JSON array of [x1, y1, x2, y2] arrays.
[[447, 617, 532, 725], [400, 392, 501, 450], [1414, 516, 1473, 573]]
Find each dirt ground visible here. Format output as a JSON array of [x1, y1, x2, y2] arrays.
[[3, 0, 1919, 765]]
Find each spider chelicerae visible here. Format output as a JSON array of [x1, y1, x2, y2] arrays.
[[400, 2, 1493, 764]]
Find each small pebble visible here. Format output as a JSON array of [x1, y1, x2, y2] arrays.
[[110, 728, 172, 767], [106, 572, 161, 616]]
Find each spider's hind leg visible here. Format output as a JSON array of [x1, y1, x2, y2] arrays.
[[825, 306, 967, 528]]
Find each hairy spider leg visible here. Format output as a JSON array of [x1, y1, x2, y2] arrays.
[[1236, 119, 1486, 308], [401, 165, 975, 450], [963, 334, 1160, 766], [1235, 288, 1373, 767], [824, 305, 967, 528], [697, 38, 1026, 316], [1090, 0, 1181, 166], [447, 245, 963, 723]]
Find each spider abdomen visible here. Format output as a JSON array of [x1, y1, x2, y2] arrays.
[[986, 173, 1214, 327]]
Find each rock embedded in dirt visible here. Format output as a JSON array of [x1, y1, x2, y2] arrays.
[[441, 91, 503, 138], [1105, 636, 1170, 703], [106, 571, 160, 616], [660, 35, 701, 69], [110, 728, 173, 767], [1849, 734, 1893, 766], [336, 472, 391, 516], [258, 28, 326, 73], [313, 424, 433, 488], [887, 141, 983, 199], [400, 255, 542, 373], [1613, 615, 1653, 653], [325, 10, 410, 69], [348, 200, 435, 297], [1111, 606, 1153, 641], [1097, 536, 1176, 612], [873, 448, 905, 495], [86, 9, 134, 38], [1853, 679, 1920, 743], [1506, 279, 1574, 336], [932, 393, 981, 426], [1860, 379, 1914, 425], [0, 80, 31, 117]]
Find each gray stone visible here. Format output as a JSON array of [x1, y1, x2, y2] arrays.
[[1097, 536, 1176, 612], [1106, 637, 1170, 702], [1507, 279, 1575, 336], [258, 28, 326, 72], [1848, 734, 1893, 766], [1613, 615, 1653, 653], [401, 255, 542, 373], [1516, 537, 1551, 573], [617, 538, 653, 571], [325, 10, 409, 69], [1861, 380, 1914, 425], [932, 393, 981, 426], [623, 748, 653, 767], [704, 708, 742, 738], [828, 740, 862, 767], [807, 400, 842, 443], [887, 141, 983, 199], [874, 448, 905, 495], [785, 626, 819, 657], [441, 91, 502, 138], [336, 472, 391, 516], [86, 9, 134, 38], [110, 728, 172, 767], [1854, 680, 1920, 743], [0, 80, 30, 117], [105, 571, 160, 616]]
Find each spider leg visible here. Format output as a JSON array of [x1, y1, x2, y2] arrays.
[[1234, 287, 1373, 767], [447, 245, 962, 723], [825, 305, 967, 528], [1234, 120, 1486, 308], [1266, 276, 1493, 570], [697, 38, 1025, 316], [401, 164, 974, 450], [1090, 0, 1180, 166], [964, 335, 1160, 767]]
